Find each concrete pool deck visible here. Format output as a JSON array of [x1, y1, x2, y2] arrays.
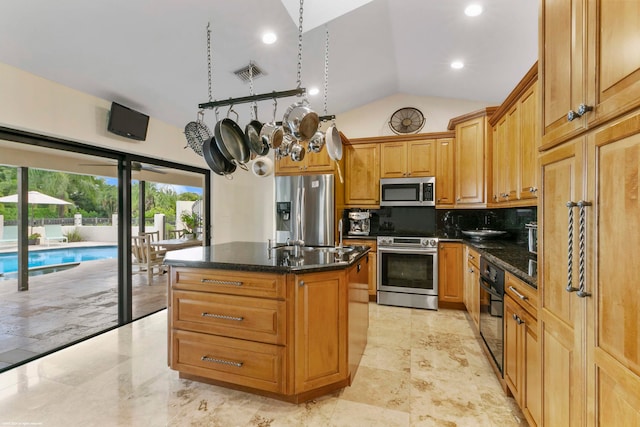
[[0, 243, 167, 371]]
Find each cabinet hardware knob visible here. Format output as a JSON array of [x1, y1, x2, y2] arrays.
[[529, 187, 538, 193], [357, 263, 361, 272], [577, 104, 593, 116], [468, 268, 474, 273], [512, 313, 518, 321], [567, 110, 579, 121], [456, 197, 461, 202], [516, 317, 524, 325], [299, 280, 305, 287]]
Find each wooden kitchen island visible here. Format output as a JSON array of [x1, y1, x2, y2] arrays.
[[163, 242, 370, 403]]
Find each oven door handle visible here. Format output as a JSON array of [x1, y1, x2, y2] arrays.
[[479, 277, 502, 299], [377, 247, 437, 255]]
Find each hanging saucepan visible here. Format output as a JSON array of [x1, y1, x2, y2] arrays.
[[326, 123, 344, 183], [202, 136, 235, 179], [245, 105, 268, 158], [214, 106, 250, 171], [283, 100, 319, 141], [260, 99, 283, 149], [308, 130, 325, 153]]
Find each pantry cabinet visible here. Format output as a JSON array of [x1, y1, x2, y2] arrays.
[[539, 109, 640, 426], [540, 0, 640, 149], [448, 108, 497, 206], [380, 139, 435, 178]]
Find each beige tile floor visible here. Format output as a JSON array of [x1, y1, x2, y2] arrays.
[[0, 303, 526, 426]]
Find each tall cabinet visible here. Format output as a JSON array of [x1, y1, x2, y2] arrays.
[[539, 1, 640, 424]]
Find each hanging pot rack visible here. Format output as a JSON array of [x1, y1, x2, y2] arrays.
[[198, 91, 335, 123]]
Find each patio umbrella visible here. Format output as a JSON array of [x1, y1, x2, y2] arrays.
[[0, 191, 73, 234]]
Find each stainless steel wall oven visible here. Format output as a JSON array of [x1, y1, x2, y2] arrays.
[[377, 236, 439, 310]]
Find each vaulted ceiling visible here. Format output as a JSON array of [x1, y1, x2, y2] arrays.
[[0, 0, 538, 130]]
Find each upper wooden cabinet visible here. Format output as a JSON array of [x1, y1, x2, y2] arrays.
[[448, 107, 497, 206], [380, 139, 435, 178], [435, 138, 455, 207], [540, 0, 640, 149], [489, 64, 539, 207], [275, 144, 335, 175], [344, 142, 380, 206]]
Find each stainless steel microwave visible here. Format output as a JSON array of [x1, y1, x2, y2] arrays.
[[380, 177, 436, 206]]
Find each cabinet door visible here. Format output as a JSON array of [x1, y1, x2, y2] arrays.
[[586, 0, 640, 129], [438, 242, 463, 304], [540, 0, 587, 147], [345, 144, 380, 206], [523, 311, 540, 427], [539, 138, 586, 426], [493, 116, 508, 203], [306, 146, 335, 173], [519, 81, 539, 200], [294, 271, 348, 393], [436, 138, 455, 206], [455, 117, 486, 204], [408, 139, 435, 177], [586, 112, 640, 425], [504, 296, 522, 402], [506, 105, 520, 200], [275, 154, 303, 174], [380, 142, 407, 178]]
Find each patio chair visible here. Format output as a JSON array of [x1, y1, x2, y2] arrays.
[[43, 224, 68, 246], [0, 225, 18, 245], [132, 234, 166, 284]]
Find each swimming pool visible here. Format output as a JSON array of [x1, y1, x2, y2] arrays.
[[0, 246, 118, 276]]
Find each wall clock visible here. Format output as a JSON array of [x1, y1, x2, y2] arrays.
[[388, 107, 425, 134]]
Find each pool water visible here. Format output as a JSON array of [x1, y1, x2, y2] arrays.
[[0, 246, 118, 276]]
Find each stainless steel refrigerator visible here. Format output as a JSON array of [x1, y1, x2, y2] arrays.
[[275, 174, 334, 246]]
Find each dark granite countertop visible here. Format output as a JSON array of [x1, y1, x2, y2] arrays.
[[163, 241, 370, 274], [437, 232, 537, 289]]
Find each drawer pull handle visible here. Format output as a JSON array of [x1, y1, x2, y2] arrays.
[[201, 356, 243, 368], [201, 312, 244, 322], [200, 279, 243, 286], [508, 286, 528, 301]]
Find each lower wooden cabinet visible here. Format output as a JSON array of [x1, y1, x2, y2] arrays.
[[463, 246, 480, 328], [438, 242, 463, 305], [346, 239, 377, 298], [504, 273, 540, 427]]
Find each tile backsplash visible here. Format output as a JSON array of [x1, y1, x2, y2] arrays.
[[436, 207, 537, 244]]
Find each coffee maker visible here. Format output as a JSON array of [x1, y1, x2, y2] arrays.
[[348, 211, 371, 236]]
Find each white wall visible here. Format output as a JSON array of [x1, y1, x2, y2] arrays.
[[335, 93, 490, 138], [0, 62, 492, 244]]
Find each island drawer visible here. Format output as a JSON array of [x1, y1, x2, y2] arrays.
[[172, 290, 286, 345], [172, 268, 285, 299], [171, 329, 285, 394], [505, 272, 537, 317]]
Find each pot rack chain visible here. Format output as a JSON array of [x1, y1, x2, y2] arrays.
[[323, 25, 329, 116], [296, 0, 304, 90], [207, 22, 213, 103]]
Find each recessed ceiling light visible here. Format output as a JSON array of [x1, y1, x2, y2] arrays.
[[262, 32, 277, 45], [451, 61, 465, 70], [308, 87, 320, 96], [464, 4, 483, 17]]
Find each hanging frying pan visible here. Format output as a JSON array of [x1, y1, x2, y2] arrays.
[[214, 107, 250, 170], [202, 136, 235, 178], [326, 124, 344, 183], [245, 106, 268, 157]]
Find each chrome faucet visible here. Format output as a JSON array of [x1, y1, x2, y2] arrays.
[[338, 219, 343, 249]]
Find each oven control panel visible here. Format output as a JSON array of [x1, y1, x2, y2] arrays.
[[377, 236, 438, 248]]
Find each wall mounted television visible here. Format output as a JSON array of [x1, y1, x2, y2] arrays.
[[107, 102, 149, 141]]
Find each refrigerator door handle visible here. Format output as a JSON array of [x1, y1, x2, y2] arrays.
[[300, 187, 306, 245]]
